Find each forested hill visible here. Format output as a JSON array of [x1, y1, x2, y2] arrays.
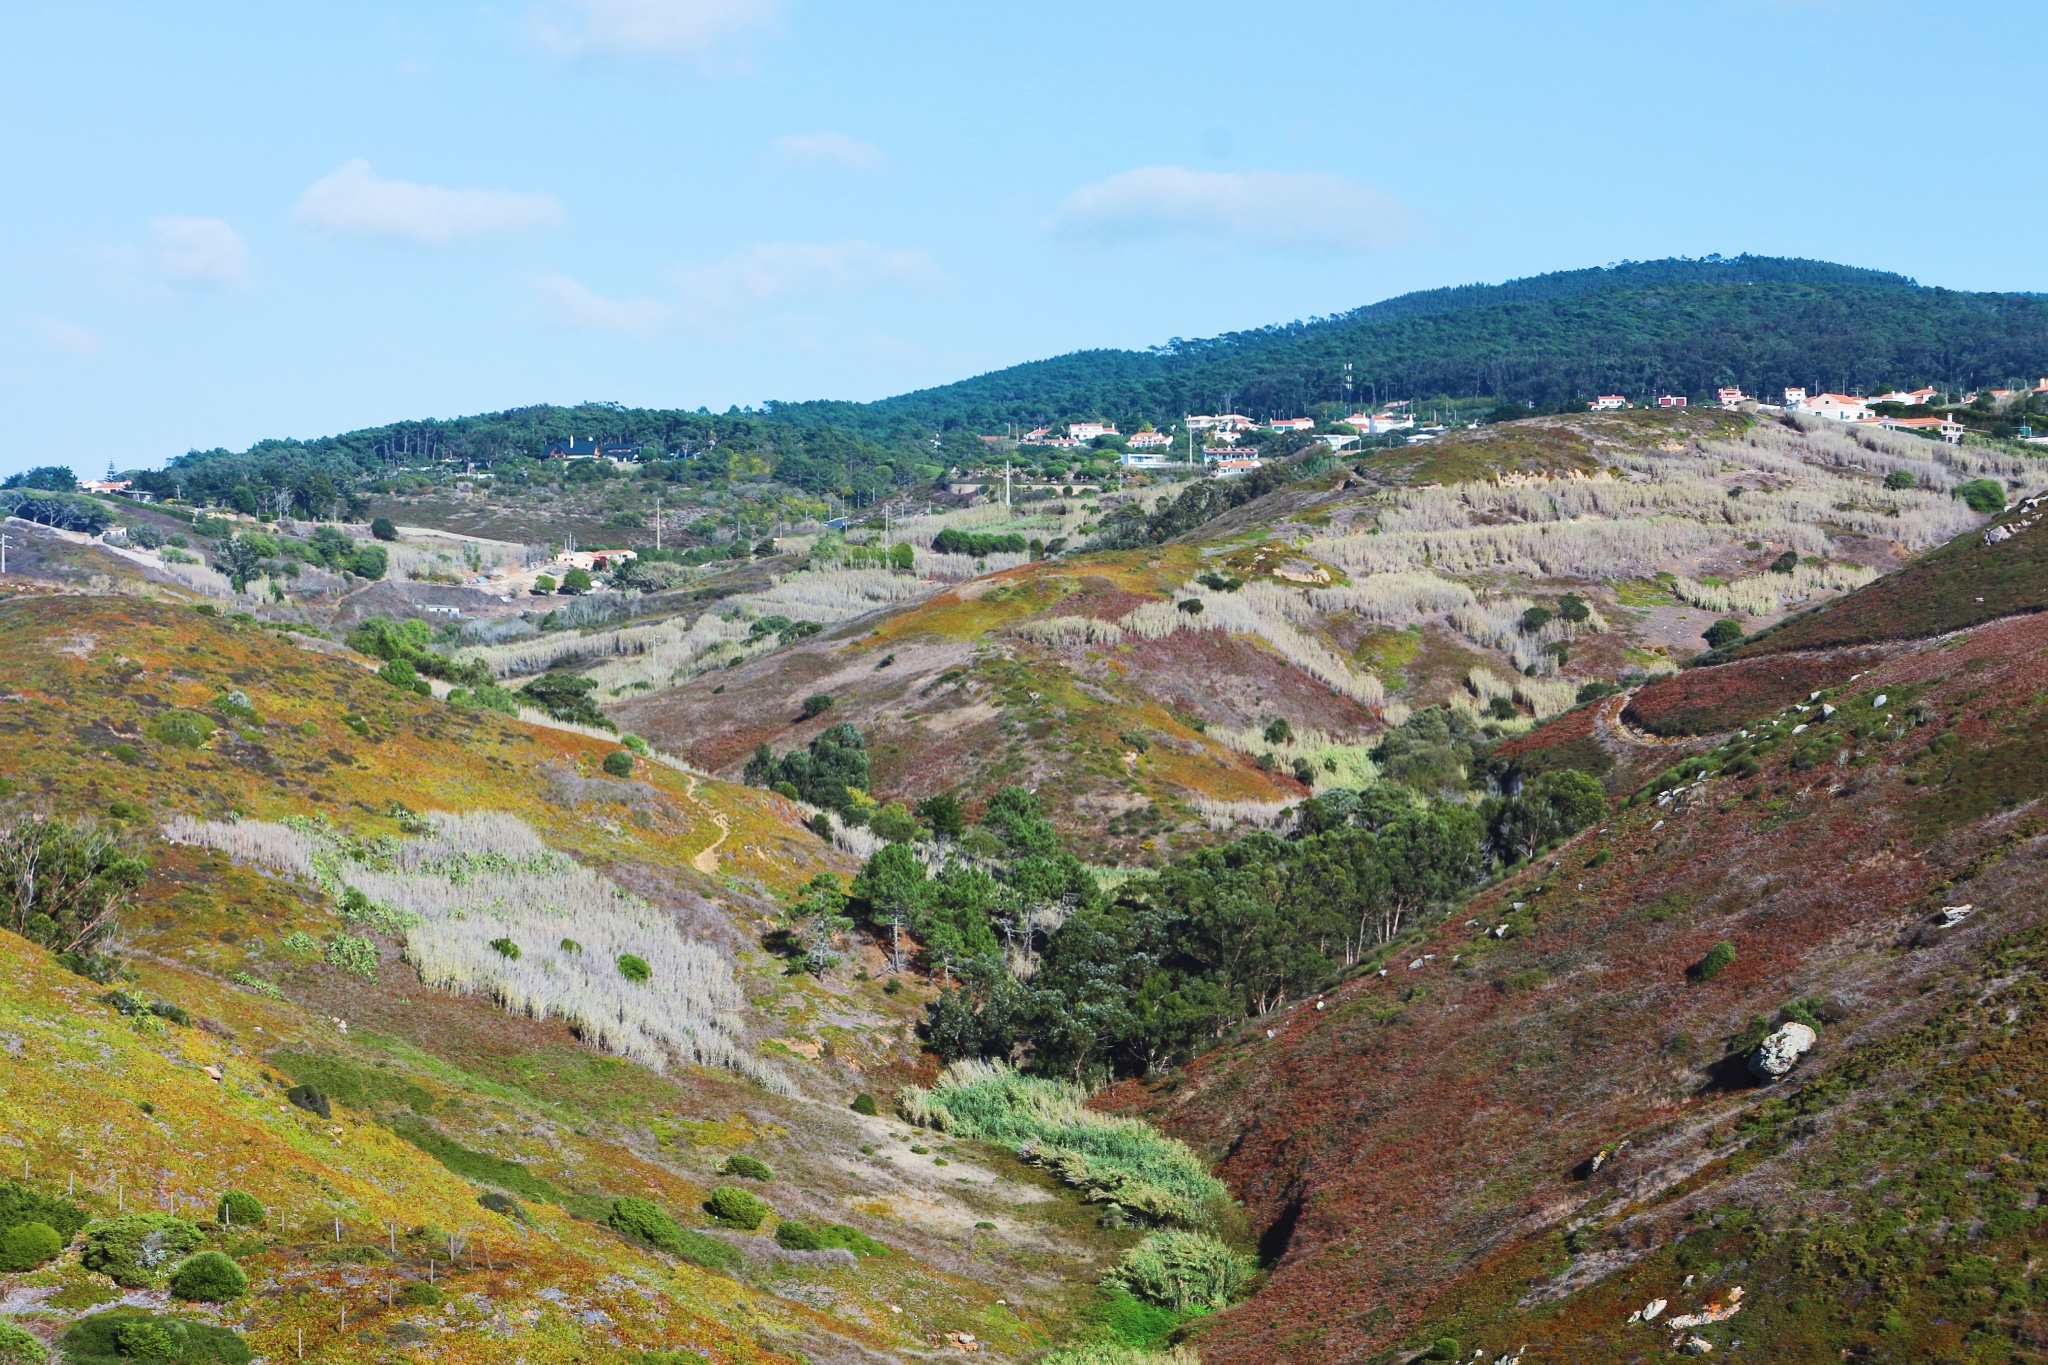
[[770, 255, 2048, 433]]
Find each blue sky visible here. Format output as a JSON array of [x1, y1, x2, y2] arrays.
[[5, 0, 2044, 478]]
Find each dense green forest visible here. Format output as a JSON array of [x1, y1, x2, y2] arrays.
[[771, 255, 2048, 432], [131, 255, 2048, 507]]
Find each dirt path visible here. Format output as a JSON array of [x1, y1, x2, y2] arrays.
[[684, 775, 731, 874]]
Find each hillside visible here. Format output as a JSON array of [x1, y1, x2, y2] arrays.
[[1113, 497, 2048, 1364], [771, 256, 2048, 432], [0, 584, 1174, 1363]]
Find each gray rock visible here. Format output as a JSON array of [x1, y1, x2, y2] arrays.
[[1748, 1022, 1816, 1081]]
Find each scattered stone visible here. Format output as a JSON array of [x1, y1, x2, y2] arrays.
[[1873, 694, 1888, 708], [1677, 1334, 1713, 1355], [1749, 1024, 1816, 1081], [1938, 904, 1976, 927]]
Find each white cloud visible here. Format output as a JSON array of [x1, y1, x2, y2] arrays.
[[1053, 166, 1426, 252], [526, 0, 781, 67], [532, 274, 675, 336], [294, 159, 563, 245], [675, 240, 941, 327], [772, 131, 885, 171], [151, 216, 250, 289], [26, 317, 107, 356]]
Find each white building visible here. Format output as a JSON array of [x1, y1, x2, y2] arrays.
[[1126, 430, 1172, 449], [1783, 388, 1807, 407], [1656, 395, 1688, 408], [1342, 412, 1415, 433], [1878, 415, 1964, 445], [1796, 393, 1874, 423], [1268, 417, 1316, 432], [1874, 388, 1941, 406], [1716, 387, 1750, 407], [1120, 450, 1168, 468], [1068, 421, 1118, 441], [1590, 395, 1628, 411]]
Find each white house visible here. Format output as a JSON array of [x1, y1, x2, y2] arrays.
[[1209, 455, 1263, 477], [1268, 417, 1316, 432], [1069, 421, 1118, 441], [1874, 388, 1941, 406], [556, 549, 637, 573], [1879, 415, 1964, 445], [1022, 427, 1053, 443], [1121, 450, 1168, 468], [1590, 395, 1628, 411], [1783, 388, 1807, 407], [1187, 414, 1253, 432], [1798, 393, 1874, 423], [1716, 387, 1750, 407], [1343, 412, 1414, 433], [1126, 430, 1172, 449]]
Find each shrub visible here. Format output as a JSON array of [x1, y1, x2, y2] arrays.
[[478, 1191, 526, 1220], [621, 734, 648, 755], [0, 1181, 88, 1241], [560, 568, 593, 593], [379, 659, 419, 690], [324, 934, 377, 978], [400, 1281, 443, 1307], [57, 1311, 251, 1365], [1955, 478, 2006, 514], [1769, 549, 1799, 574], [1702, 618, 1745, 650], [1176, 599, 1203, 615], [601, 749, 635, 778], [169, 1251, 248, 1302], [80, 1214, 203, 1287], [369, 517, 398, 541], [616, 953, 651, 983], [1521, 605, 1553, 633], [721, 1154, 772, 1182], [1426, 1338, 1461, 1362], [533, 574, 557, 595], [604, 1198, 741, 1271], [286, 1085, 331, 1118], [1884, 469, 1917, 491], [774, 1220, 822, 1250], [348, 544, 388, 580], [800, 694, 835, 720], [1099, 1230, 1254, 1311], [489, 937, 520, 960], [215, 1191, 264, 1228], [0, 1221, 62, 1271], [705, 1186, 767, 1230], [1693, 940, 1738, 983], [1262, 717, 1293, 744], [0, 1317, 44, 1363], [851, 1092, 879, 1116]]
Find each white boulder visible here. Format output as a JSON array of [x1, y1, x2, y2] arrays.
[[1748, 1022, 1816, 1081]]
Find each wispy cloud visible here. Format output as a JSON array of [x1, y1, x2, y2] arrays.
[[26, 317, 107, 356], [532, 274, 676, 336], [526, 0, 782, 68], [151, 216, 250, 289], [294, 159, 562, 245], [1053, 166, 1425, 252], [771, 131, 885, 171], [675, 240, 941, 328]]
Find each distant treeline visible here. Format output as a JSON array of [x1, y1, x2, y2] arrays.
[[770, 256, 2048, 435]]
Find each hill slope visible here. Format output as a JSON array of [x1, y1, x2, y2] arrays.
[[772, 256, 2048, 431]]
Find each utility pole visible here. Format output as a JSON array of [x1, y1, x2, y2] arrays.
[[653, 497, 661, 552]]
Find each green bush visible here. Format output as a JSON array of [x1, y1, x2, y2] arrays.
[[621, 734, 648, 755], [1426, 1338, 1461, 1361], [169, 1251, 248, 1302], [705, 1186, 767, 1230], [532, 574, 557, 595], [801, 694, 835, 719], [602, 749, 635, 777], [80, 1214, 204, 1287], [369, 517, 398, 541], [147, 712, 216, 748], [0, 1221, 62, 1270], [1702, 617, 1745, 651], [400, 1281, 443, 1307], [489, 937, 520, 960], [478, 1192, 526, 1221], [561, 568, 592, 593], [0, 1180, 89, 1241], [378, 658, 419, 690], [1955, 478, 2006, 514], [721, 1154, 772, 1182], [616, 954, 651, 983], [0, 1317, 45, 1363], [285, 1085, 330, 1118], [324, 934, 377, 978], [58, 1310, 251, 1365], [604, 1198, 740, 1271], [773, 1220, 822, 1250], [1693, 939, 1738, 983], [850, 1092, 879, 1116], [215, 1191, 264, 1228], [1099, 1230, 1254, 1311], [348, 544, 388, 579]]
